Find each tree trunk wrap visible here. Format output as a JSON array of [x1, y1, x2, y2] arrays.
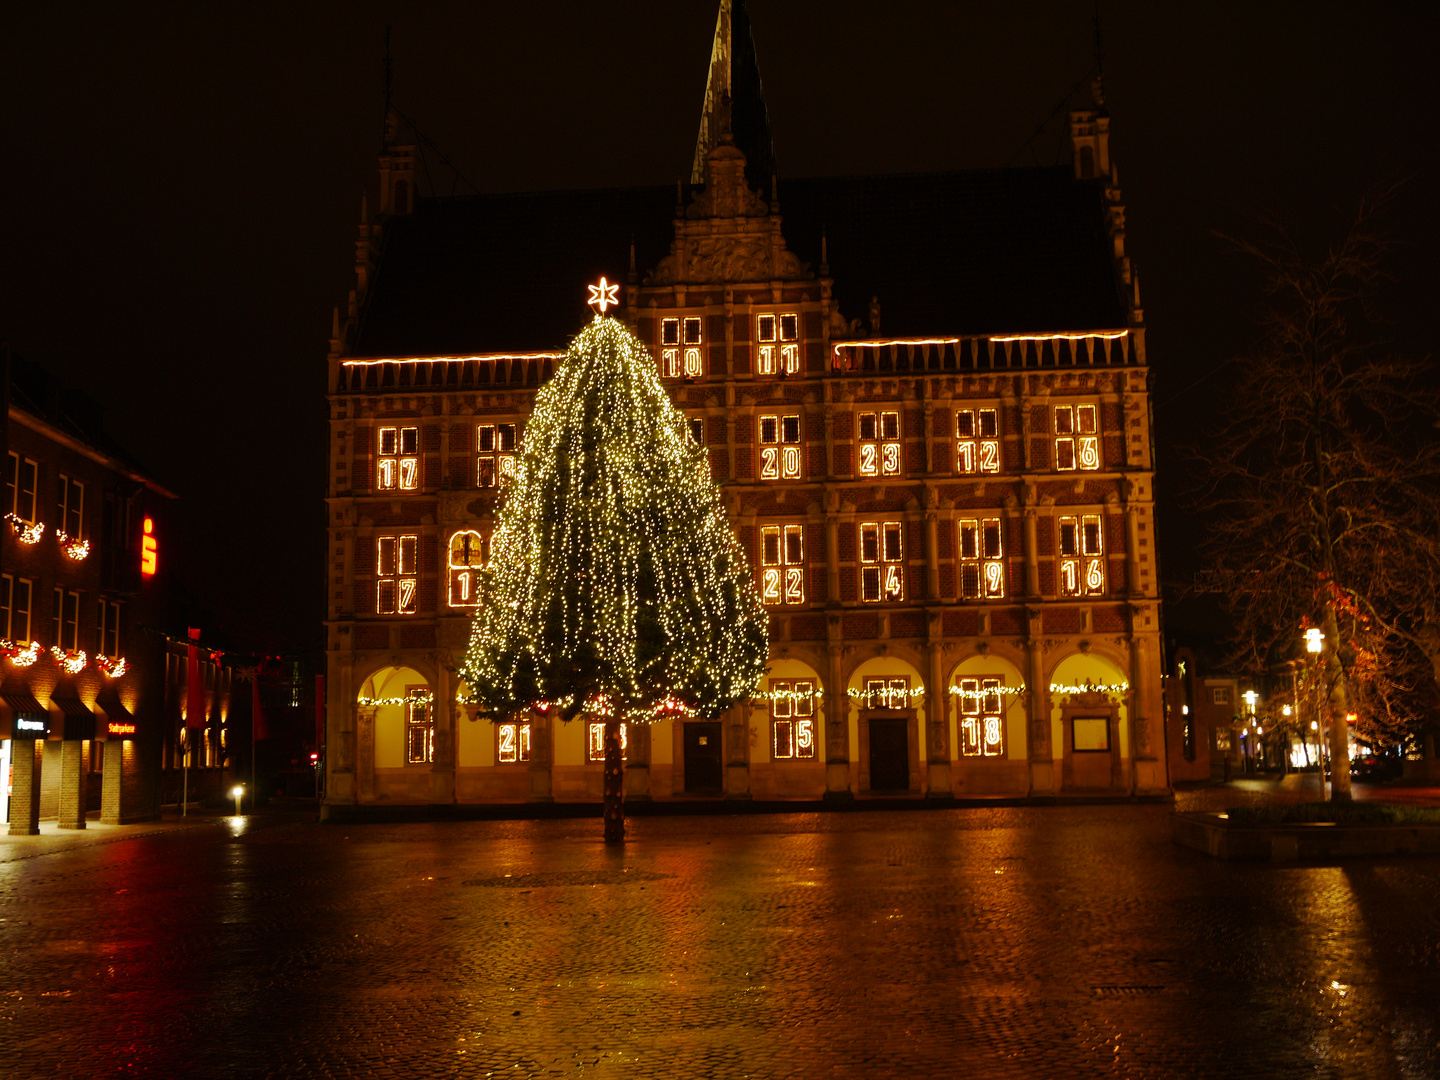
[[603, 718, 625, 843]]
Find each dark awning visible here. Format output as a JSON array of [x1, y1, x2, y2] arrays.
[[95, 691, 133, 719], [50, 696, 93, 718], [2, 691, 48, 720]]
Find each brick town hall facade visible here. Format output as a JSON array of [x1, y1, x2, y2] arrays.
[[321, 1, 1167, 811]]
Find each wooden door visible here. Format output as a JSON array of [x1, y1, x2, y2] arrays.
[[868, 717, 910, 791], [683, 722, 724, 793]]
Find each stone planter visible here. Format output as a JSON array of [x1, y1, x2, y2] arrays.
[[1172, 810, 1440, 861]]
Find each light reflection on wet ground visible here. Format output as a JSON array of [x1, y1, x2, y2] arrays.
[[0, 797, 1436, 1078]]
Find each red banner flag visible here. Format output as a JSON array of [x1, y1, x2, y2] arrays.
[[185, 628, 205, 730], [315, 673, 326, 751], [252, 675, 271, 742]]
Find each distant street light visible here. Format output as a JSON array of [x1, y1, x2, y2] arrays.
[[231, 785, 245, 817], [1305, 627, 1324, 654]]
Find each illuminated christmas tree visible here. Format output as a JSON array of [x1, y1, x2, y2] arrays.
[[458, 282, 768, 841]]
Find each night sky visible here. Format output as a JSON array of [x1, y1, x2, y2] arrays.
[[4, 1, 1437, 653]]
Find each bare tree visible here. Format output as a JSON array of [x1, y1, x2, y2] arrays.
[[1197, 193, 1440, 799]]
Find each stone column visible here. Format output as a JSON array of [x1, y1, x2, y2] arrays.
[[1129, 631, 1166, 792], [926, 631, 951, 796], [1023, 508, 1041, 598], [58, 740, 86, 829], [825, 490, 842, 604], [924, 508, 941, 601], [1026, 628, 1053, 794], [8, 739, 42, 835], [824, 640, 852, 799], [529, 710, 554, 801], [724, 702, 750, 799], [1125, 500, 1142, 597], [430, 662, 456, 805], [357, 706, 377, 801]]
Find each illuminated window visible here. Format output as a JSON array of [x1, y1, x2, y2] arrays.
[[377, 425, 420, 490], [51, 587, 80, 651], [496, 718, 532, 763], [859, 521, 904, 602], [770, 679, 816, 759], [756, 313, 800, 375], [958, 677, 1005, 757], [857, 411, 902, 477], [1212, 687, 1231, 705], [955, 408, 1000, 474], [586, 721, 628, 762], [56, 475, 84, 538], [689, 418, 705, 446], [660, 317, 703, 378], [376, 534, 418, 614], [1054, 404, 1100, 471], [958, 517, 1006, 599], [1058, 514, 1105, 596], [758, 414, 802, 480], [864, 677, 909, 710], [476, 424, 517, 488], [448, 529, 487, 608], [760, 524, 806, 606], [6, 451, 37, 522], [4, 576, 32, 642], [404, 689, 433, 765], [96, 598, 121, 658]]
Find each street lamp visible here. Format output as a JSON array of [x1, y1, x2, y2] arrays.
[[1305, 628, 1324, 654], [1304, 627, 1326, 794], [231, 784, 245, 817]]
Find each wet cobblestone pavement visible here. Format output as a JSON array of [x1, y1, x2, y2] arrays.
[[2, 791, 1438, 1078]]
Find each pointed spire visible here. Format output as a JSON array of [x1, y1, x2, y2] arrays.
[[691, 0, 775, 192]]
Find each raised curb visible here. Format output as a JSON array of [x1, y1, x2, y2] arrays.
[[1172, 810, 1440, 861]]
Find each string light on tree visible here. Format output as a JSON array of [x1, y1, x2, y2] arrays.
[[459, 283, 768, 843]]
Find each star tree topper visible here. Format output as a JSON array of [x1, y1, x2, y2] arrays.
[[587, 276, 620, 315]]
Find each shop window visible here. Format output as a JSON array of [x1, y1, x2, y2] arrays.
[[405, 690, 433, 764], [1058, 514, 1105, 596], [955, 408, 1000, 474], [760, 524, 805, 605], [448, 530, 487, 608], [859, 521, 904, 602], [377, 426, 420, 490], [376, 534, 418, 614], [758, 414, 802, 480], [857, 411, 902, 477], [770, 678, 816, 759], [497, 719, 532, 763], [1054, 404, 1100, 472], [958, 517, 1005, 599], [864, 677, 909, 710], [958, 677, 1005, 757], [477, 424, 518, 488]]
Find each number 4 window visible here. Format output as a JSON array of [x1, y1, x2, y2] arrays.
[[859, 521, 904, 602]]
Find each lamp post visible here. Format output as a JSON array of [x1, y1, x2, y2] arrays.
[[230, 784, 245, 817], [1305, 628, 1326, 796]]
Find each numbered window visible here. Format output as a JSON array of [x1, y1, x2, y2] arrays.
[[661, 317, 703, 378], [756, 313, 800, 376], [2, 575, 32, 642], [57, 475, 84, 539], [859, 521, 904, 602], [958, 677, 1005, 757], [376, 534, 418, 614], [857, 411, 902, 477], [476, 423, 517, 488], [52, 587, 80, 651], [405, 690, 433, 764], [1058, 514, 1105, 596], [6, 452, 38, 522], [863, 677, 909, 710], [760, 524, 806, 606], [496, 718, 532, 763], [770, 678, 816, 759], [758, 414, 802, 480], [688, 417, 706, 446], [958, 517, 1006, 599], [586, 721, 629, 762], [377, 426, 420, 491], [96, 598, 121, 658], [448, 530, 487, 608], [1054, 404, 1100, 471], [955, 408, 1001, 474]]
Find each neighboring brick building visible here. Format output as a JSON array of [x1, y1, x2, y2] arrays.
[[2, 352, 177, 830], [321, 0, 1167, 810], [1167, 646, 1243, 784]]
